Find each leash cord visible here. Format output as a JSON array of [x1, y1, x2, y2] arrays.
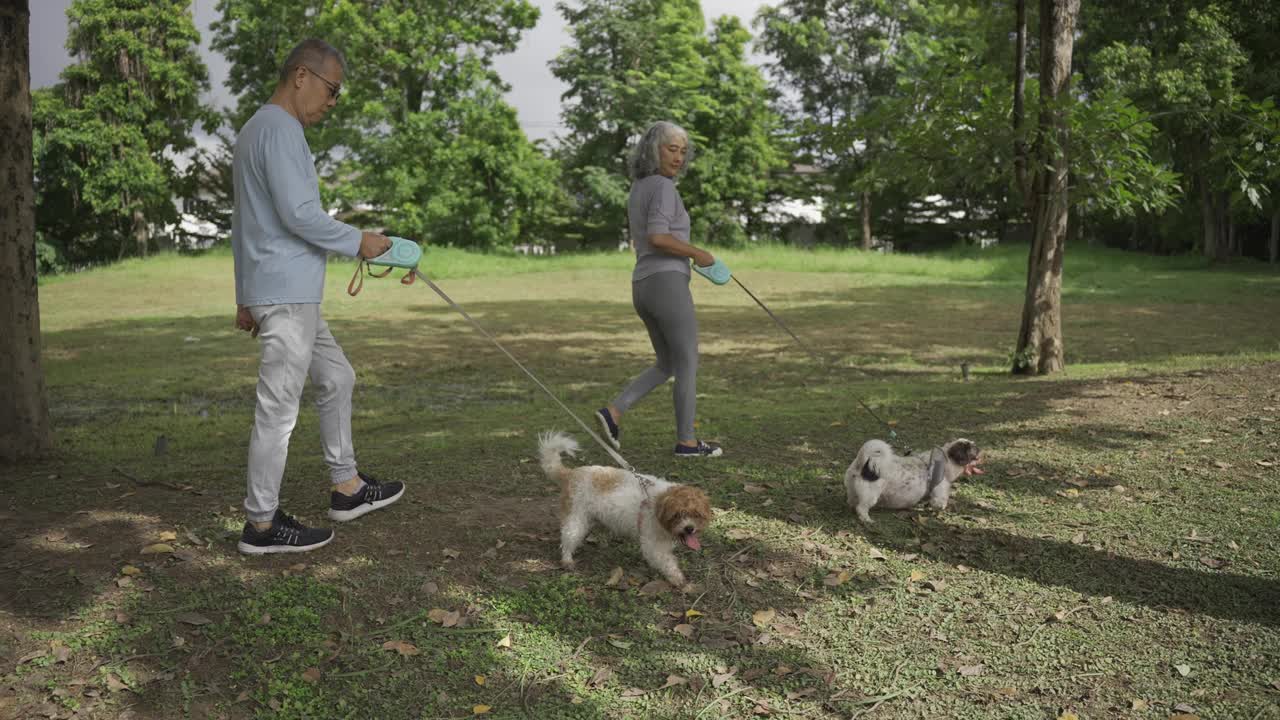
[[729, 274, 925, 452], [411, 270, 635, 472]]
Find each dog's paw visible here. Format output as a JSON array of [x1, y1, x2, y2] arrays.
[[560, 559, 577, 572]]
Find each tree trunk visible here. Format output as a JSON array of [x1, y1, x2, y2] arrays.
[[1013, 0, 1078, 376], [1011, 0, 1032, 214], [0, 0, 53, 462], [860, 191, 873, 250], [1197, 175, 1224, 261], [133, 206, 148, 257], [1270, 206, 1278, 264]]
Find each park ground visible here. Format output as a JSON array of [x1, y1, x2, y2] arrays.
[[2, 245, 1280, 719]]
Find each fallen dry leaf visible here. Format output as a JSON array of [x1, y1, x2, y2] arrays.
[[301, 667, 321, 684], [923, 579, 947, 592], [496, 635, 512, 649], [1130, 699, 1148, 711], [620, 687, 647, 698], [752, 608, 776, 628], [658, 674, 687, 690], [674, 624, 695, 638], [120, 565, 142, 577], [157, 531, 178, 542], [1199, 556, 1229, 570], [868, 548, 886, 561], [140, 543, 174, 555], [381, 640, 420, 657], [606, 567, 624, 587], [743, 483, 766, 494], [475, 675, 486, 686], [823, 570, 852, 587], [427, 608, 460, 627], [907, 570, 926, 583], [1174, 663, 1192, 677], [1173, 703, 1197, 714], [105, 674, 129, 692], [607, 637, 633, 650], [638, 580, 671, 595], [957, 664, 985, 677], [442, 548, 460, 560], [588, 667, 613, 688], [473, 705, 491, 715], [1057, 713, 1079, 720]]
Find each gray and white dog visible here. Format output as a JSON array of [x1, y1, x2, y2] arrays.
[[844, 439, 984, 524]]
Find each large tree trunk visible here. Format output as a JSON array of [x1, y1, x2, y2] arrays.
[[1011, 0, 1032, 214], [860, 191, 873, 250], [0, 0, 53, 462], [1270, 206, 1279, 264], [133, 206, 149, 257], [1013, 0, 1078, 376]]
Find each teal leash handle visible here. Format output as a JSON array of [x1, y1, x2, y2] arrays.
[[693, 258, 732, 285], [367, 236, 423, 270], [347, 237, 423, 296]]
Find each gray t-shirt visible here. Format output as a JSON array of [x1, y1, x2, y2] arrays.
[[629, 174, 692, 282], [231, 104, 361, 306]]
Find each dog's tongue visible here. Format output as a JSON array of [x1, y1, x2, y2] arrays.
[[964, 461, 985, 476], [682, 533, 702, 551]]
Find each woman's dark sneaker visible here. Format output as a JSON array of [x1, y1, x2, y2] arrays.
[[238, 510, 333, 555], [596, 408, 621, 450], [674, 440, 723, 458], [328, 471, 406, 522]]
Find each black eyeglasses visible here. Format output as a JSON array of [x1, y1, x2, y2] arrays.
[[303, 66, 342, 100]]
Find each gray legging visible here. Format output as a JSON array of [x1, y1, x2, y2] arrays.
[[613, 271, 699, 442]]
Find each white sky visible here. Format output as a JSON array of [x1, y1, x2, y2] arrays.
[[30, 0, 774, 142]]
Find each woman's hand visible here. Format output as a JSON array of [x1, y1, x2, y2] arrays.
[[692, 249, 715, 268]]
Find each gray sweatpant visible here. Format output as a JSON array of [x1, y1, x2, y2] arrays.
[[244, 303, 357, 522], [613, 271, 699, 442]]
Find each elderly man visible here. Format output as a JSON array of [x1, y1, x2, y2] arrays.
[[232, 38, 405, 554]]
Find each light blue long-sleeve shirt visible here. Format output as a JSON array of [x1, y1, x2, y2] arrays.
[[231, 104, 361, 306]]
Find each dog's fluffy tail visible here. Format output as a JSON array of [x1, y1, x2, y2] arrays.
[[538, 431, 579, 489], [853, 439, 894, 480]]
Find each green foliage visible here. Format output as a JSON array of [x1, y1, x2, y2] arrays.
[[552, 0, 782, 247], [212, 0, 564, 249], [32, 0, 215, 266]]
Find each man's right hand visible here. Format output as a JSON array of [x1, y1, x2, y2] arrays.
[[359, 231, 392, 259]]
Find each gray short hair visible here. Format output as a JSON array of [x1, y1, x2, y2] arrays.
[[278, 38, 349, 84], [629, 121, 694, 180]]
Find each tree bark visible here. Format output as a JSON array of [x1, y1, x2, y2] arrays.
[[860, 191, 873, 250], [1270, 206, 1278, 264], [0, 0, 54, 462], [1013, 0, 1078, 376], [1012, 0, 1032, 214]]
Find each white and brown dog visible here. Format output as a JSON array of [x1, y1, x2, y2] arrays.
[[538, 431, 712, 588], [845, 439, 983, 524]]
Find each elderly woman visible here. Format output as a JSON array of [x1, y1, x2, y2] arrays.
[[595, 121, 723, 458]]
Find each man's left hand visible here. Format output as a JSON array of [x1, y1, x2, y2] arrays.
[[236, 305, 259, 338]]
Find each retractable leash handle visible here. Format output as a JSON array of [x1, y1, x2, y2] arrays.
[[347, 236, 422, 296], [368, 236, 423, 270], [693, 258, 732, 285]]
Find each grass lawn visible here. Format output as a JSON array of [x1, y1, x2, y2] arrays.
[[3, 244, 1280, 720]]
